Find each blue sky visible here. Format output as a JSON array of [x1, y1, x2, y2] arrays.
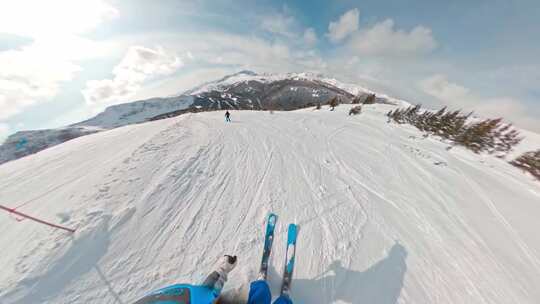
[[0, 0, 539, 140]]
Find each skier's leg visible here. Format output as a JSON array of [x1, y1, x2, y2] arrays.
[[201, 255, 237, 295], [247, 280, 271, 304], [273, 295, 293, 304]]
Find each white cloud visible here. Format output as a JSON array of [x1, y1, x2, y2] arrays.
[[129, 67, 237, 101], [130, 30, 327, 78], [303, 28, 318, 46], [0, 0, 118, 38], [484, 65, 540, 97], [175, 31, 327, 72], [82, 46, 183, 105], [327, 8, 359, 43], [260, 9, 317, 46], [348, 19, 437, 56], [420, 74, 469, 100], [261, 13, 297, 38], [0, 42, 84, 120], [419, 74, 539, 131], [0, 123, 10, 142], [0, 0, 117, 122]]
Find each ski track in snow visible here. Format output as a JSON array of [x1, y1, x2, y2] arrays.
[[1, 105, 540, 304]]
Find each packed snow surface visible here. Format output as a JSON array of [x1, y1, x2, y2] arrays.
[[1, 105, 540, 304]]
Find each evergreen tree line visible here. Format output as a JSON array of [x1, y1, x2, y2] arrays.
[[351, 93, 376, 105], [386, 105, 522, 156]]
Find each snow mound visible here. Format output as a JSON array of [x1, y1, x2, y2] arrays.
[[1, 104, 540, 304]]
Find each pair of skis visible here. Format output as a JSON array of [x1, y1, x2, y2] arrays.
[[258, 213, 298, 296]]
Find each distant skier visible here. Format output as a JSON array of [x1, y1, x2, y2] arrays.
[[225, 111, 231, 122], [132, 255, 237, 304]]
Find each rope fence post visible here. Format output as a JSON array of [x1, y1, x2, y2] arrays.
[[0, 205, 76, 233]]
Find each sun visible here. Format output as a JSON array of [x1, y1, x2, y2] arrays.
[[0, 0, 118, 38]]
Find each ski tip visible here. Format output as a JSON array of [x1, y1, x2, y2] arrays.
[[287, 224, 298, 241], [268, 213, 277, 225]]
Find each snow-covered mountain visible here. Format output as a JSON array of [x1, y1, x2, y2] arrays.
[[1, 105, 539, 303], [74, 96, 194, 129], [0, 71, 393, 165]]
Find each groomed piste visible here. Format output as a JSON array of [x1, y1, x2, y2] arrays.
[[1, 105, 540, 303]]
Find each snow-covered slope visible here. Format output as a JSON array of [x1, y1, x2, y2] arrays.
[[74, 96, 194, 128], [0, 126, 102, 165], [1, 105, 539, 304], [1, 70, 381, 165], [0, 96, 194, 165]]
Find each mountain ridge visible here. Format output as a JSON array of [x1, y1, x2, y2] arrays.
[[0, 71, 396, 165]]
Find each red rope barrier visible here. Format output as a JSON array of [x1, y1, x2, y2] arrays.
[[0, 205, 76, 233]]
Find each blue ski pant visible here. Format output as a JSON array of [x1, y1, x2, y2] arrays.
[[247, 280, 292, 304]]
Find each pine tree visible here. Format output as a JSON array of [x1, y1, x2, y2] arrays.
[[440, 110, 470, 140], [363, 94, 376, 104], [511, 150, 540, 181], [492, 123, 522, 156], [349, 105, 362, 115], [455, 118, 499, 153], [328, 97, 339, 111]]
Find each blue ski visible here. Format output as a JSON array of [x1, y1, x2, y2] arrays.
[[280, 223, 298, 295], [259, 213, 278, 279]]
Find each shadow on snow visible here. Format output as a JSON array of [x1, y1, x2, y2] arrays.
[[281, 242, 408, 304]]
